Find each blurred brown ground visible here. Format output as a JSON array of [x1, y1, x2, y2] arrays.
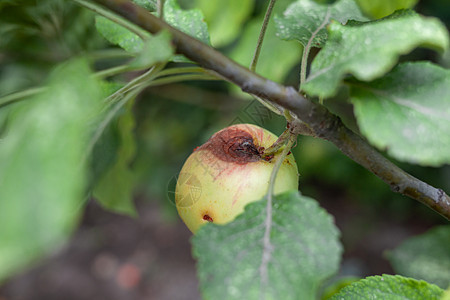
[[0, 187, 441, 300], [0, 199, 201, 300]]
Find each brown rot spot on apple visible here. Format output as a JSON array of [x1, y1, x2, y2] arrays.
[[203, 214, 214, 222], [197, 127, 263, 164]]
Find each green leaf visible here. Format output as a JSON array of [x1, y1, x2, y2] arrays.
[[95, 0, 209, 62], [443, 287, 450, 300], [90, 116, 119, 188], [129, 30, 175, 69], [275, 0, 368, 48], [322, 277, 361, 299], [229, 15, 301, 83], [351, 62, 450, 166], [0, 58, 102, 281], [89, 82, 123, 192], [95, 16, 145, 53], [303, 10, 450, 98], [386, 226, 450, 289], [330, 274, 444, 299], [162, 0, 211, 63], [192, 191, 342, 300], [164, 0, 210, 45], [193, 0, 253, 47], [93, 99, 137, 216], [132, 0, 156, 11], [355, 0, 418, 19]]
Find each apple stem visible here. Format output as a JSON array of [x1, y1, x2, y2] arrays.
[[262, 118, 313, 159], [262, 128, 291, 158]]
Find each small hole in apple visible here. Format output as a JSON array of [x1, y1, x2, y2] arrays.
[[203, 214, 213, 222]]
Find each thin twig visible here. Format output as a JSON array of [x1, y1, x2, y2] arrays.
[[299, 8, 331, 91], [250, 0, 277, 72], [74, 0, 149, 39], [251, 95, 285, 116], [260, 133, 296, 297], [157, 66, 208, 77], [157, 0, 164, 19], [87, 0, 450, 219], [86, 49, 134, 60], [149, 73, 220, 86], [93, 65, 130, 78], [84, 64, 164, 163], [0, 64, 148, 110], [0, 87, 46, 109], [108, 64, 165, 106]]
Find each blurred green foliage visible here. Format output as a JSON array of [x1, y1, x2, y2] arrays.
[[0, 0, 449, 286], [93, 99, 138, 216], [386, 226, 450, 288], [192, 0, 253, 47], [355, 0, 418, 19], [0, 58, 103, 281], [0, 0, 104, 94]]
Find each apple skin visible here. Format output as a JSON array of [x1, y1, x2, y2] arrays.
[[175, 124, 299, 233]]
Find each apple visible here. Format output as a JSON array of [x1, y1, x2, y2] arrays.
[[175, 124, 299, 233]]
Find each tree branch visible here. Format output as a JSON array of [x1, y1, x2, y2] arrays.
[[89, 0, 450, 220]]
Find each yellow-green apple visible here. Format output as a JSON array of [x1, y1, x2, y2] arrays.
[[175, 124, 299, 233]]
